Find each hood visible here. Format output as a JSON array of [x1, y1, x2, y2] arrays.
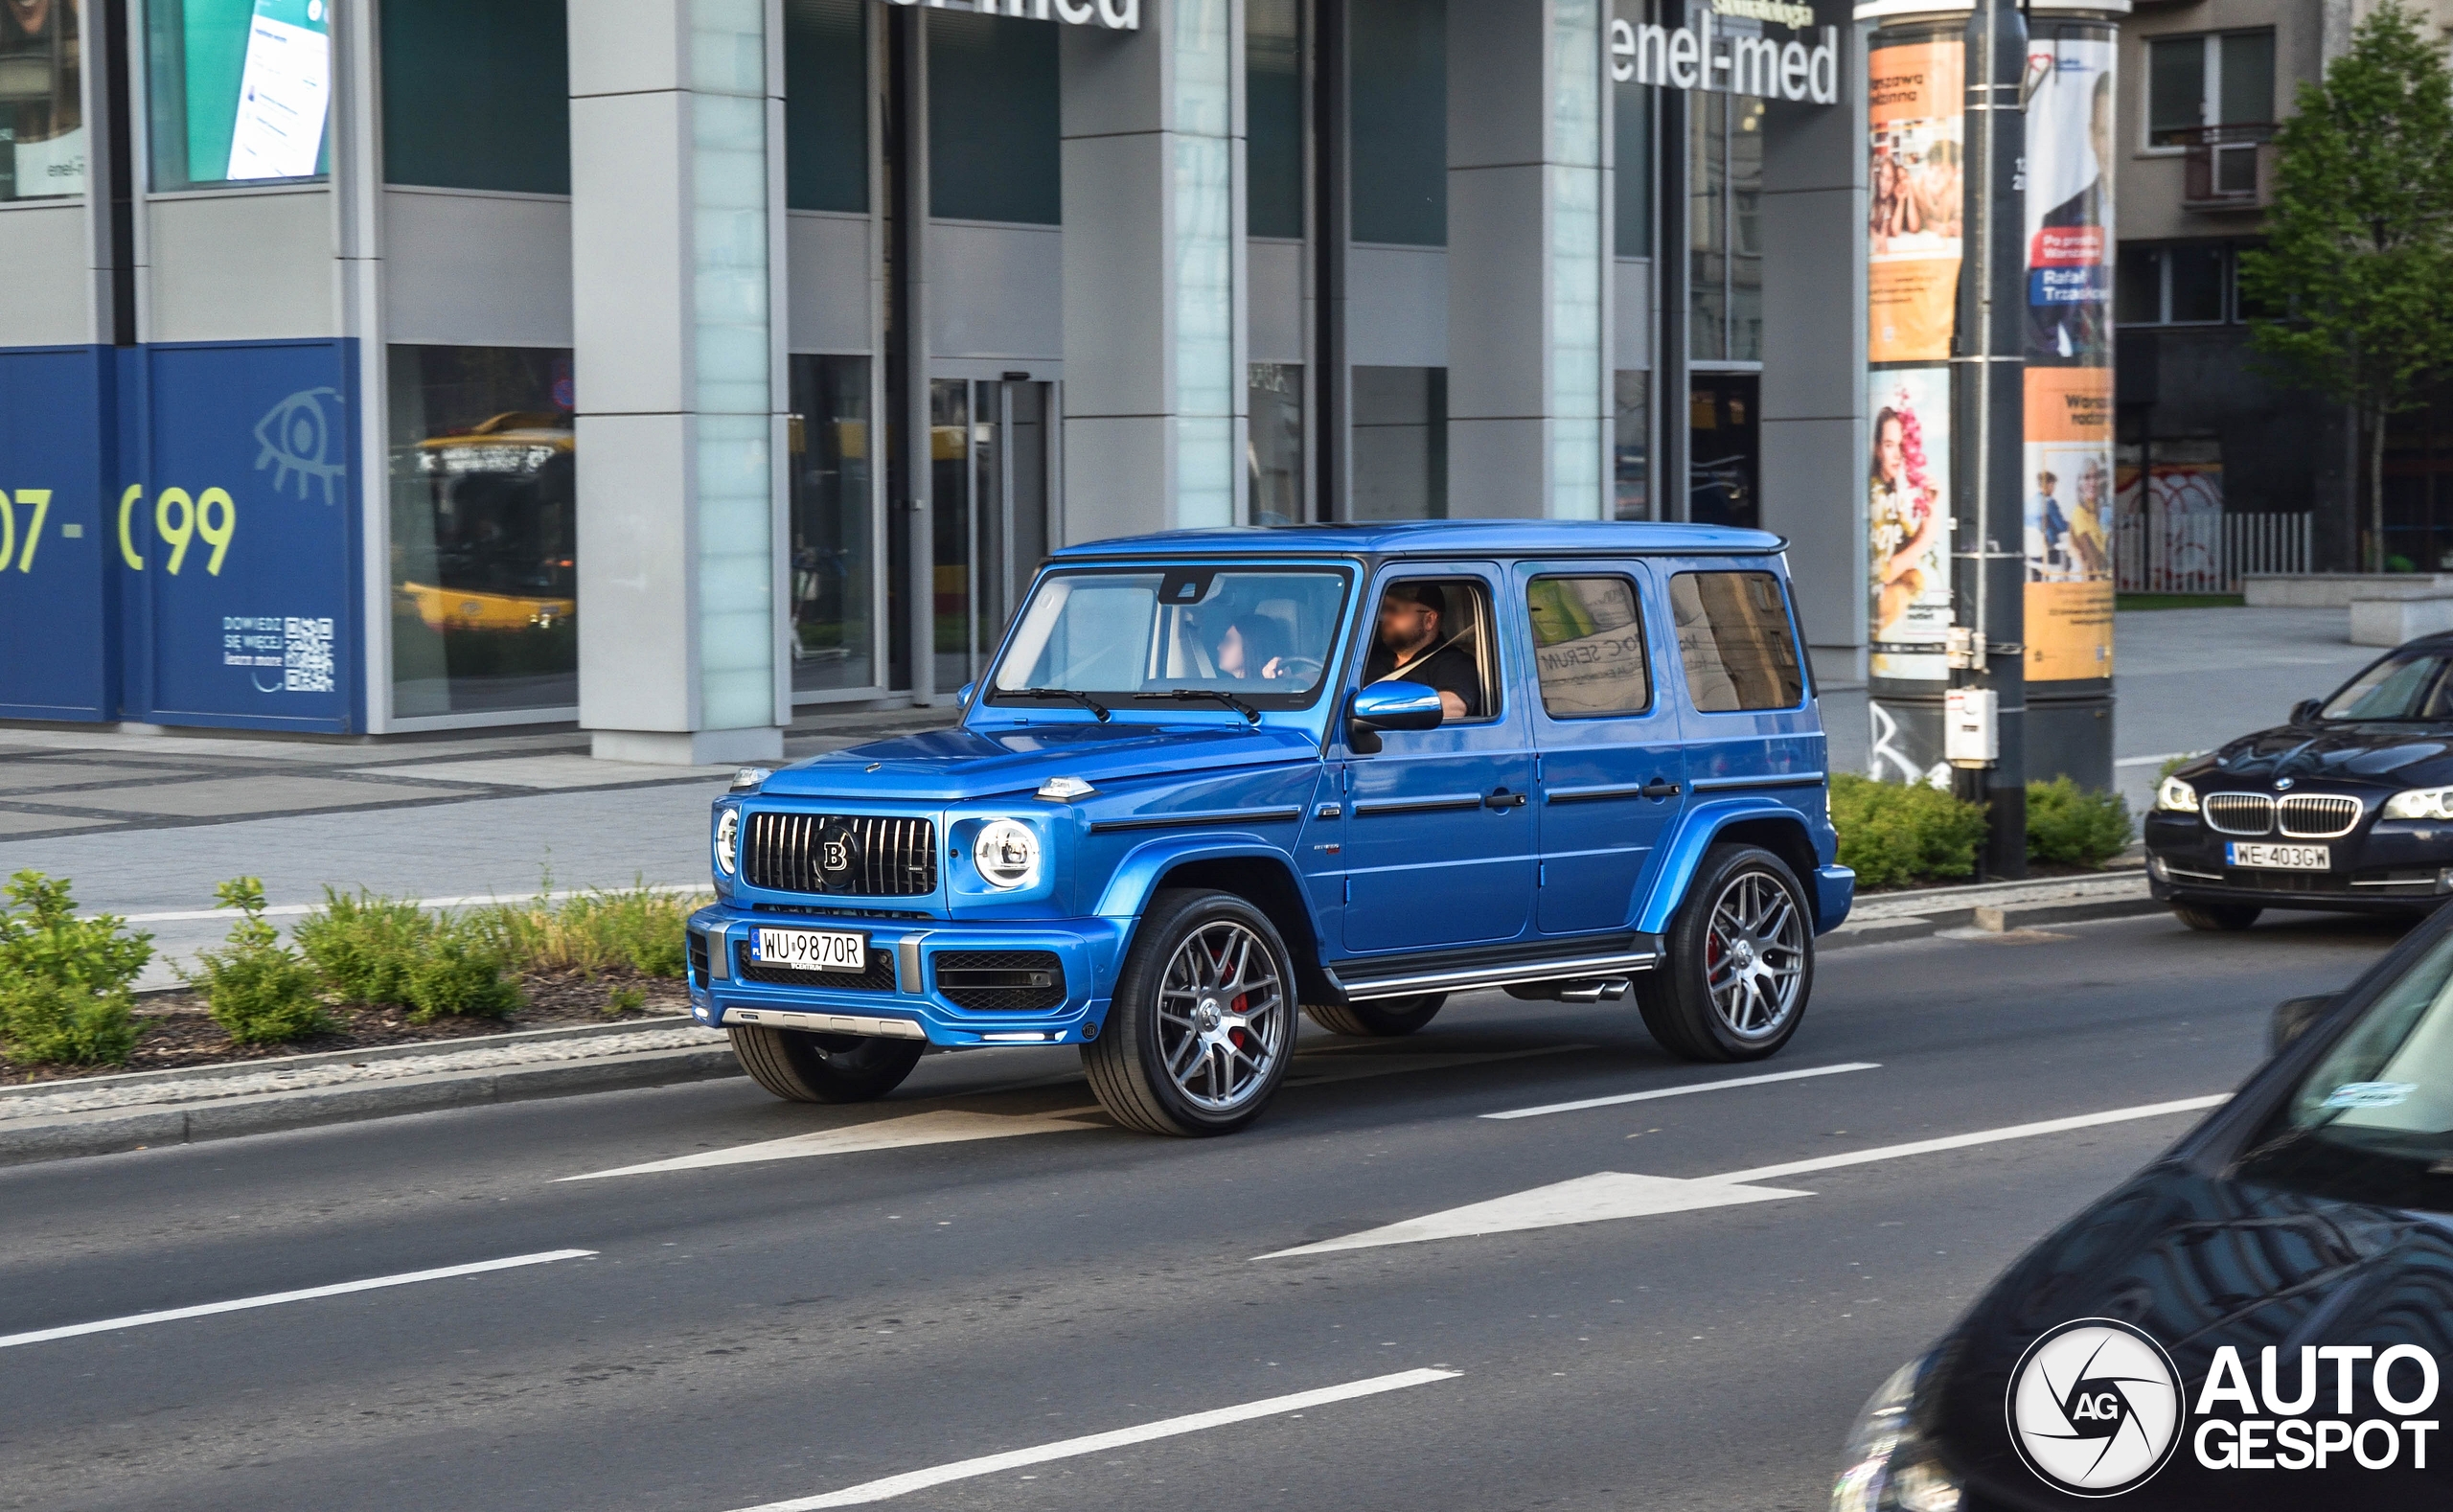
[[1932, 1167, 2453, 1507], [2189, 724, 2453, 792], [754, 720, 1321, 803]]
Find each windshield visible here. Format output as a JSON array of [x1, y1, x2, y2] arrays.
[[2235, 928, 2453, 1211], [2320, 653, 2453, 722], [987, 567, 1352, 711]]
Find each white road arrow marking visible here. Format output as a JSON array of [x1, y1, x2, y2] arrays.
[[1257, 1091, 2233, 1259], [557, 1109, 1108, 1181]]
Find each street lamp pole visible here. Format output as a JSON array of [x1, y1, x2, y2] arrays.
[[1950, 0, 2029, 879]]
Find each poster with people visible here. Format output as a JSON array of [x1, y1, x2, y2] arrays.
[[2023, 369, 2115, 679], [1868, 367, 1953, 682], [1867, 34, 1963, 364], [2023, 28, 2116, 680]]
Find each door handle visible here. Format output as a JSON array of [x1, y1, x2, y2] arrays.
[[1640, 778, 1682, 799], [1484, 788, 1528, 809]]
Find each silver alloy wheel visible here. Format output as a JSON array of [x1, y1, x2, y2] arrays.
[[1156, 919, 1291, 1112], [1703, 868, 1806, 1041]]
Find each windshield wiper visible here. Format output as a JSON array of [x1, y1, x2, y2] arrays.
[[1135, 688, 1261, 723], [1010, 687, 1111, 722]]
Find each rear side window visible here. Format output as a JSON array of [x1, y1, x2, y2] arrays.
[[1669, 571, 1804, 712], [1525, 576, 1651, 717]]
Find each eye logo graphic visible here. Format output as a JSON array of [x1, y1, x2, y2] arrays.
[[254, 387, 348, 505], [2007, 1318, 2185, 1497]]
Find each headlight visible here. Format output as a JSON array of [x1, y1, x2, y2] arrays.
[[714, 809, 740, 876], [2155, 775, 2199, 813], [2385, 786, 2453, 820], [1832, 1355, 1960, 1512], [973, 819, 1042, 889]]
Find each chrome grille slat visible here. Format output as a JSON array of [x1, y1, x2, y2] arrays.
[[743, 811, 939, 897], [2203, 793, 2274, 836], [2278, 794, 2362, 839]]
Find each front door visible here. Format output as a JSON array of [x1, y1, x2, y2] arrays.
[[928, 378, 1052, 693], [1517, 563, 1689, 935], [1340, 564, 1537, 952]]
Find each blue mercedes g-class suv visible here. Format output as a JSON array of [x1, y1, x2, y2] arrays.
[[687, 521, 1853, 1135]]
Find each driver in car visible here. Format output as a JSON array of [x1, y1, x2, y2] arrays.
[[1364, 583, 1480, 720]]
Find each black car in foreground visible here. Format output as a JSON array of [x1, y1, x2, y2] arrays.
[[2148, 634, 2453, 928], [1831, 907, 2453, 1510]]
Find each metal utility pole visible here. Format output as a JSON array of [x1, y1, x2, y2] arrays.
[[1948, 0, 2029, 880]]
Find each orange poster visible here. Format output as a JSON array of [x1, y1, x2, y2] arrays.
[[2023, 368, 2115, 681], [1868, 36, 1964, 364]]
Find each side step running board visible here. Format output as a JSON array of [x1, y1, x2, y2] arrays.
[[1327, 948, 1661, 1003]]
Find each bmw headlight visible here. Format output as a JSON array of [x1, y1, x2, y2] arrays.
[[2155, 775, 2199, 813], [2385, 786, 2453, 820], [973, 819, 1042, 890], [1832, 1354, 1960, 1512], [714, 809, 741, 876]]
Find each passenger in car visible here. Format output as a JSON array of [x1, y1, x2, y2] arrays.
[[1213, 614, 1293, 681], [1364, 582, 1482, 719]]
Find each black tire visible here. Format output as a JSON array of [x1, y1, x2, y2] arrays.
[[2172, 901, 2260, 932], [1301, 994, 1446, 1038], [729, 1025, 925, 1103], [1636, 843, 1814, 1063], [1082, 888, 1299, 1135]]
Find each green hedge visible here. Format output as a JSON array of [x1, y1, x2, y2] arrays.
[[0, 871, 152, 1066], [1830, 773, 2136, 888], [2026, 777, 2133, 867]]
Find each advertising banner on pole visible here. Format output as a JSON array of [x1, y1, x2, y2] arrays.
[[1868, 365, 1952, 685], [1867, 34, 1963, 364], [0, 347, 113, 721], [126, 340, 362, 731], [2022, 29, 2115, 684]]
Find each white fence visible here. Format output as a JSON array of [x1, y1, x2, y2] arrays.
[[2114, 510, 2312, 594]]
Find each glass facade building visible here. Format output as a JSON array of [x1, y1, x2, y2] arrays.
[[0, 0, 1876, 749]]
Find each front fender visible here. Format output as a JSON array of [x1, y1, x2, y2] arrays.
[[1092, 836, 1303, 923], [1636, 796, 1842, 935]]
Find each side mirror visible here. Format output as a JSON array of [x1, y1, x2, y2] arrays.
[[956, 681, 976, 709], [2270, 994, 2334, 1056], [2291, 699, 2323, 725], [1347, 682, 1442, 754]]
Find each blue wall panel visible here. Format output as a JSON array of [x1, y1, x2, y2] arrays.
[[0, 346, 114, 722]]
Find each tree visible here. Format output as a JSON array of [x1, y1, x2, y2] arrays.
[[2238, 1, 2453, 572]]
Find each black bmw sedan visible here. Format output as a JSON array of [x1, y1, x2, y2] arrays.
[[2147, 634, 2453, 929], [1830, 905, 2453, 1510]]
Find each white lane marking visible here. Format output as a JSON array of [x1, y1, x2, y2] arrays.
[[2114, 751, 2191, 768], [0, 1249, 596, 1350], [1480, 1061, 1881, 1120], [729, 1367, 1463, 1509], [1254, 1173, 1812, 1258], [1710, 1093, 2230, 1184], [108, 884, 707, 925], [1257, 1092, 2232, 1259], [558, 1109, 1109, 1181]]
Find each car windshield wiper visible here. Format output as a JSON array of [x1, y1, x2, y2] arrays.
[[1135, 688, 1261, 723], [1009, 687, 1111, 722]]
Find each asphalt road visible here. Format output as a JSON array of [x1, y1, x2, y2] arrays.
[[0, 909, 2412, 1512]]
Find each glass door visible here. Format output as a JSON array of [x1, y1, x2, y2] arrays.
[[928, 377, 1053, 693], [789, 355, 883, 696]]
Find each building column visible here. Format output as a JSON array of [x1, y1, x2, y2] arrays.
[[1059, 0, 1248, 541], [571, 0, 789, 765], [1448, 0, 1609, 519], [1758, 4, 1867, 685]]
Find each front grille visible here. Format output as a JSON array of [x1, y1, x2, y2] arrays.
[[934, 950, 1067, 1011], [2279, 794, 2363, 838], [733, 939, 899, 992], [2203, 793, 2275, 836], [687, 929, 710, 986], [743, 812, 938, 897]]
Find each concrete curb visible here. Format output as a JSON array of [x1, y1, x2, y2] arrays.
[[1824, 872, 2160, 950], [0, 1044, 745, 1168]]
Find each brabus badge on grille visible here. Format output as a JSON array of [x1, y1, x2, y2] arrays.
[[816, 822, 861, 883], [2275, 777, 2296, 790]]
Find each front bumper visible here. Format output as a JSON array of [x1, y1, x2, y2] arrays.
[[2143, 809, 2453, 915], [685, 905, 1130, 1047]]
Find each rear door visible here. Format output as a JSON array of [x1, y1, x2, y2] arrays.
[[1518, 562, 1690, 936], [1340, 562, 1537, 951]]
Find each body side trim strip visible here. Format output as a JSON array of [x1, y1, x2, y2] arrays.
[[1087, 806, 1306, 834], [1353, 795, 1485, 816], [1685, 772, 1825, 792]]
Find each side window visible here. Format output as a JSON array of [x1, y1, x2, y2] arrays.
[[1365, 577, 1499, 721], [1525, 576, 1651, 718], [1669, 571, 1805, 712]]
